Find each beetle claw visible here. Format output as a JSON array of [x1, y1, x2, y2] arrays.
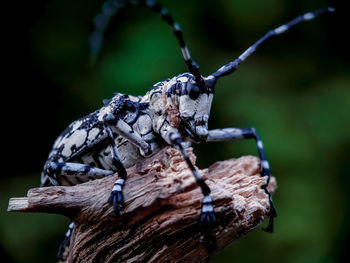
[[200, 211, 217, 228], [108, 190, 124, 216]]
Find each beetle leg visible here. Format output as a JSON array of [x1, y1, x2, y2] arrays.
[[45, 161, 114, 186], [168, 132, 216, 228], [207, 127, 277, 232], [103, 112, 153, 216], [112, 117, 151, 155], [57, 222, 75, 260], [103, 115, 128, 217]]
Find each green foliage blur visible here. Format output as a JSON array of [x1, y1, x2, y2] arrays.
[[2, 0, 349, 262]]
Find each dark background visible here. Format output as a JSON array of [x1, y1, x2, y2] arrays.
[[1, 0, 349, 262]]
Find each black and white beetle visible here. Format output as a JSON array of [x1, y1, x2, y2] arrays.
[[40, 0, 334, 258]]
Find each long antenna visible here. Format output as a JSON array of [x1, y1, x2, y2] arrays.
[[210, 7, 335, 80], [90, 0, 203, 85]]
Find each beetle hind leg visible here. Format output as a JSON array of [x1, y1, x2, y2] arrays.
[[57, 222, 75, 260], [44, 161, 114, 186]]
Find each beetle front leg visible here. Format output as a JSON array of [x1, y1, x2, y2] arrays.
[[168, 132, 216, 227], [207, 127, 277, 232]]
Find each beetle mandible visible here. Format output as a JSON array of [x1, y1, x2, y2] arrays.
[[40, 0, 334, 258]]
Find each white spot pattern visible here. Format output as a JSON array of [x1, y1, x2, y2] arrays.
[[62, 129, 87, 157]]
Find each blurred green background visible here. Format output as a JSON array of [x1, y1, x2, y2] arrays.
[[2, 0, 349, 262]]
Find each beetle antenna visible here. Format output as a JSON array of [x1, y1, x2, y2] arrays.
[[90, 0, 203, 86], [209, 7, 335, 80]]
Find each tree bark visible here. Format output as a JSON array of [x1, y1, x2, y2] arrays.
[[8, 146, 276, 263]]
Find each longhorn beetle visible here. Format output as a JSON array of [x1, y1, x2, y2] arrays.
[[40, 0, 334, 259]]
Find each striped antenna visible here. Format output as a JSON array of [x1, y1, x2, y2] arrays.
[[209, 7, 335, 80], [90, 0, 203, 85]]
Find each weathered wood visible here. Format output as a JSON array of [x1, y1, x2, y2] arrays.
[[8, 146, 276, 263]]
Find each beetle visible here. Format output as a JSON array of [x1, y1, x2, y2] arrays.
[[40, 0, 334, 259]]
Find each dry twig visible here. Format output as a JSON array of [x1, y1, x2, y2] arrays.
[[8, 146, 276, 263]]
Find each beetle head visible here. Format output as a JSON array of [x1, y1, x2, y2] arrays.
[[166, 73, 216, 141]]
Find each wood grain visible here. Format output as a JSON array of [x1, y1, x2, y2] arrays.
[[8, 146, 276, 263]]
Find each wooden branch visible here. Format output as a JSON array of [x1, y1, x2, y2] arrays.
[[8, 146, 276, 263]]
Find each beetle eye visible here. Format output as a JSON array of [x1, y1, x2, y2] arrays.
[[187, 85, 200, 100]]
